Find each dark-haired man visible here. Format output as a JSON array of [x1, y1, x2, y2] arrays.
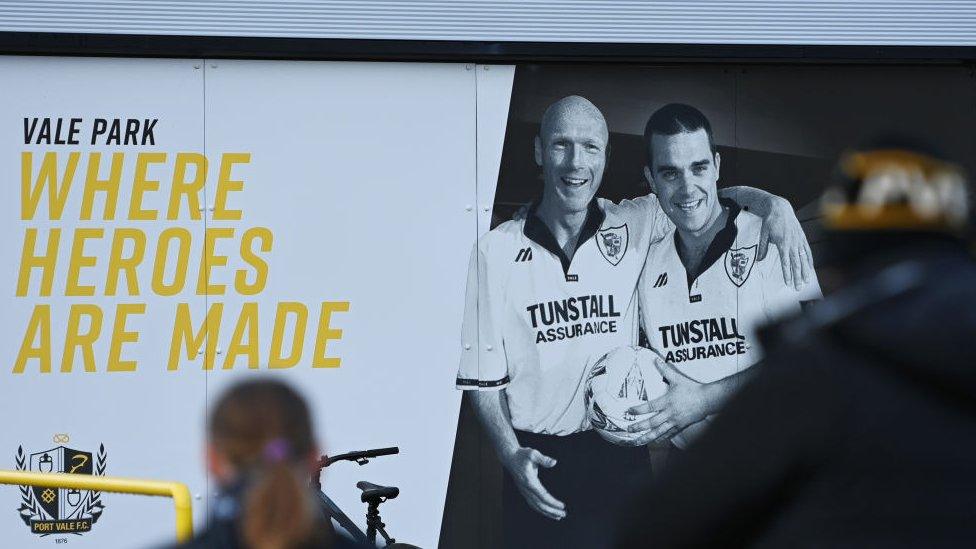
[[627, 103, 820, 449]]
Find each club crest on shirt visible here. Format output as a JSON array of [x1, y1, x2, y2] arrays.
[[725, 245, 757, 287], [596, 225, 629, 266]]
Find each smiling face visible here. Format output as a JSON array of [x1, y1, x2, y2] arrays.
[[535, 97, 609, 215], [646, 128, 722, 235]]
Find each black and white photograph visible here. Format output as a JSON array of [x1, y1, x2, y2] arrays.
[[444, 63, 976, 549]]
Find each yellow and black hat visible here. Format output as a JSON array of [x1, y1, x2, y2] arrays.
[[822, 145, 970, 233]]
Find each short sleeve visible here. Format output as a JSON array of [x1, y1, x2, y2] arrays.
[[623, 193, 674, 244], [456, 242, 510, 391], [760, 245, 824, 321], [797, 260, 824, 303]]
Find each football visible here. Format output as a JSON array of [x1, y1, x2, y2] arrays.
[[584, 346, 669, 446]]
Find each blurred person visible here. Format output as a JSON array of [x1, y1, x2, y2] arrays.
[[165, 379, 363, 549], [615, 139, 976, 548]]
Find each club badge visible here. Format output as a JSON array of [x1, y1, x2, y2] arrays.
[[15, 436, 107, 537], [596, 225, 629, 266], [725, 245, 757, 287]]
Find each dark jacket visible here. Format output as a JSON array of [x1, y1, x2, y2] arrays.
[[158, 482, 367, 549], [616, 236, 976, 548]]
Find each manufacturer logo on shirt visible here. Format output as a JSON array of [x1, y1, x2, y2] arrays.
[[652, 272, 668, 288], [724, 245, 757, 287], [596, 224, 629, 266], [515, 248, 533, 262]]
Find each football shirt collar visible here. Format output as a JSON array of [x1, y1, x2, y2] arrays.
[[673, 197, 742, 288], [523, 198, 606, 274]]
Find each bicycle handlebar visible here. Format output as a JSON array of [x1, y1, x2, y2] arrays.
[[320, 447, 399, 468]]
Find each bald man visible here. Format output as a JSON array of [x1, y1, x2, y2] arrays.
[[456, 95, 810, 548]]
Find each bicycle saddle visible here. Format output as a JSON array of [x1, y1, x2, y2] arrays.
[[356, 481, 400, 502]]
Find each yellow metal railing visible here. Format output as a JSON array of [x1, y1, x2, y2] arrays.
[[0, 470, 193, 542]]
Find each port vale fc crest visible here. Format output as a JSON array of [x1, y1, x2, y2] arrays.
[[15, 440, 107, 536], [596, 225, 628, 266], [725, 245, 757, 287]]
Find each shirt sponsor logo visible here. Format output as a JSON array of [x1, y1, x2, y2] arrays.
[[526, 294, 620, 343], [657, 316, 747, 363], [596, 224, 629, 266]]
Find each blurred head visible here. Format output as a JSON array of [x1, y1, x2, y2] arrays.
[[816, 137, 971, 292], [821, 138, 970, 233], [643, 104, 722, 236], [534, 95, 609, 215], [208, 379, 321, 549]]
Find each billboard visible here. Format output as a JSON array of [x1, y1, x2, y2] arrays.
[[1, 57, 972, 548]]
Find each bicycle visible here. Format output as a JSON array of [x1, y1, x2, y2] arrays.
[[312, 446, 417, 548]]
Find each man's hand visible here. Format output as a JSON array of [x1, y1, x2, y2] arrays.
[[502, 447, 567, 520], [758, 196, 814, 291], [625, 359, 717, 445], [469, 392, 565, 520]]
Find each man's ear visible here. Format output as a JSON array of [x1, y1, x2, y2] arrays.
[[643, 165, 657, 195], [534, 135, 543, 167], [714, 151, 721, 179]]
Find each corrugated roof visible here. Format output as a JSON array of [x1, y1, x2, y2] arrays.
[[0, 0, 974, 45]]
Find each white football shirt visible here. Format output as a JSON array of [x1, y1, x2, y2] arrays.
[[638, 200, 821, 445], [457, 195, 670, 435]]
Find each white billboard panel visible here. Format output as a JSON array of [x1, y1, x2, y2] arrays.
[[0, 56, 482, 549]]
